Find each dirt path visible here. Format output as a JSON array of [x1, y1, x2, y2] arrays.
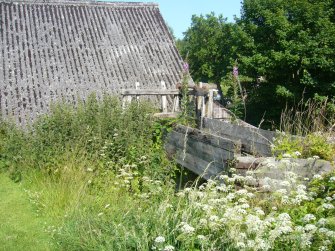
[[0, 173, 55, 251]]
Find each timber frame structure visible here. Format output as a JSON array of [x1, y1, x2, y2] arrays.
[[0, 0, 184, 125]]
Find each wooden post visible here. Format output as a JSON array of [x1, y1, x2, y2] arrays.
[[135, 82, 140, 102], [161, 81, 167, 113], [200, 83, 206, 121], [122, 95, 125, 109], [172, 95, 179, 112], [197, 82, 202, 116], [207, 89, 214, 118]]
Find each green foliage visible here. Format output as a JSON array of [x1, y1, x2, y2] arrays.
[[272, 132, 303, 159], [0, 94, 174, 181], [309, 171, 335, 200], [220, 71, 245, 119], [302, 133, 335, 162], [179, 65, 196, 126], [0, 174, 56, 251], [178, 0, 335, 127], [178, 13, 252, 84], [272, 132, 335, 161]]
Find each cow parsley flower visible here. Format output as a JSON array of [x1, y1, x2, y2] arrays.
[[276, 189, 287, 195], [180, 222, 195, 234], [236, 189, 248, 195], [278, 213, 291, 222], [209, 215, 219, 222], [255, 208, 265, 216], [300, 233, 312, 248], [163, 245, 174, 251], [236, 208, 247, 215], [304, 224, 317, 232], [302, 214, 316, 223], [199, 218, 207, 226], [280, 181, 291, 187], [277, 225, 293, 234], [313, 174, 323, 180], [261, 184, 271, 191], [197, 235, 206, 240], [154, 236, 165, 243], [245, 214, 263, 233], [281, 195, 290, 204], [322, 203, 334, 210], [325, 196, 333, 201], [326, 230, 335, 238], [317, 218, 327, 227], [236, 242, 246, 249], [282, 153, 291, 158], [240, 203, 250, 209], [294, 151, 301, 156]]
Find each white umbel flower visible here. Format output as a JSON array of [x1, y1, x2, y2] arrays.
[[154, 236, 165, 243], [163, 245, 175, 251]]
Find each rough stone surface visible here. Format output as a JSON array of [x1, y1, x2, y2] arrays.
[[237, 155, 335, 189]]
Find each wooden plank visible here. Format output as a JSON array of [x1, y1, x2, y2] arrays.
[[166, 130, 234, 162], [164, 124, 235, 179], [154, 112, 178, 118], [203, 118, 275, 156], [121, 89, 180, 95], [172, 124, 235, 150], [207, 90, 214, 118], [165, 143, 228, 180], [120, 89, 204, 96]]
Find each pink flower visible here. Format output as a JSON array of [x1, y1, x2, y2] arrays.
[[183, 62, 189, 72], [233, 66, 238, 77]]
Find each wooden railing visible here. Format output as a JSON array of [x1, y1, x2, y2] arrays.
[[121, 81, 234, 120], [121, 81, 180, 116]]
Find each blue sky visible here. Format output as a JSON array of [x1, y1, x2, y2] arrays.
[[110, 0, 242, 39]]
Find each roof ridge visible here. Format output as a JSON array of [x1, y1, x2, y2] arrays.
[[0, 0, 159, 7]]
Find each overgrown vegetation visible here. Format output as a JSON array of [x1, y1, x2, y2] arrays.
[[272, 99, 335, 161], [0, 96, 334, 250]]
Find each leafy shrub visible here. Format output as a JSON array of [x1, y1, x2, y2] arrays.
[[302, 133, 335, 162], [0, 94, 175, 181], [272, 132, 334, 161]]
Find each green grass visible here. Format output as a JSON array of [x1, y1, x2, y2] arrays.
[[0, 173, 55, 251]]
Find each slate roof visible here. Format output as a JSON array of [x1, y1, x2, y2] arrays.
[[0, 0, 184, 125]]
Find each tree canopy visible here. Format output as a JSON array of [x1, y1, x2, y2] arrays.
[[178, 0, 335, 127]]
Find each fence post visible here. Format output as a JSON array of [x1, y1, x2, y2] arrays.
[[172, 96, 179, 112], [161, 81, 167, 113], [207, 89, 214, 118], [135, 82, 140, 102]]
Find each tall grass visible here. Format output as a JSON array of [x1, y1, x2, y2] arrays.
[[280, 98, 335, 136], [274, 98, 335, 161]]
